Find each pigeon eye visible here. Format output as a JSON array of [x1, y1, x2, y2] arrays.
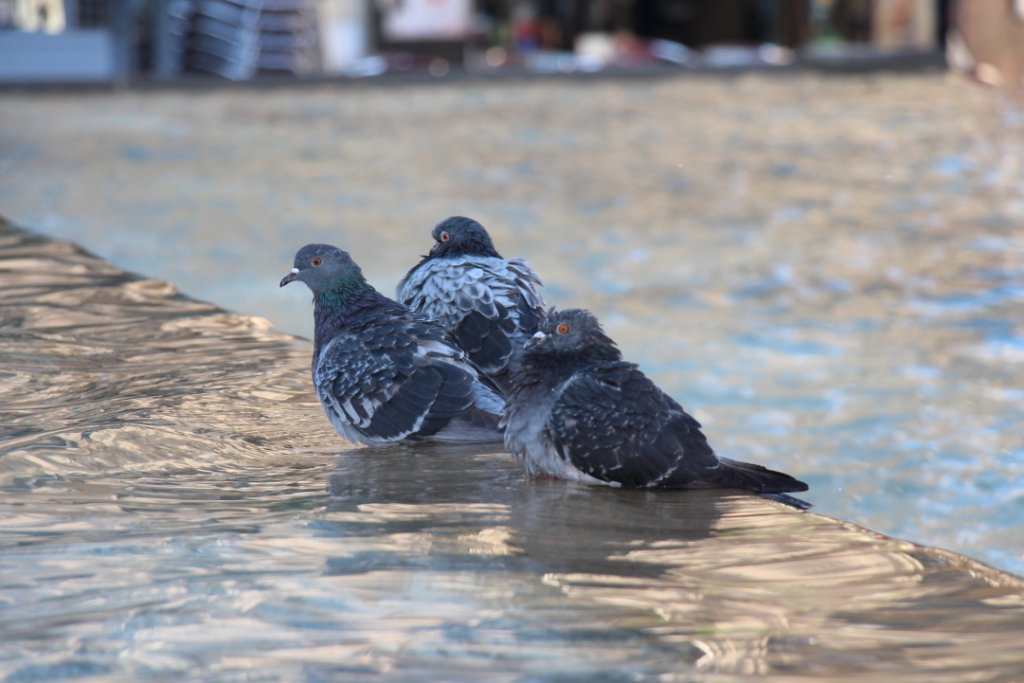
[[556, 323, 570, 335], [311, 257, 322, 267], [440, 231, 451, 242]]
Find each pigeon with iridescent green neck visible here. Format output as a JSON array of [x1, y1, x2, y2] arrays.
[[281, 243, 504, 446]]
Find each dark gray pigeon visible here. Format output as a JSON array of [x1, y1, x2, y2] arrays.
[[396, 216, 545, 389], [281, 243, 505, 446], [503, 309, 808, 493]]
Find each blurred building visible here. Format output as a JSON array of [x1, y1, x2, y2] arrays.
[[0, 0, 136, 81], [0, 0, 984, 83]]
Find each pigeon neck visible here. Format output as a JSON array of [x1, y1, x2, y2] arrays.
[[434, 243, 502, 260], [312, 280, 386, 350], [513, 355, 580, 388], [465, 244, 501, 258], [517, 348, 621, 385]]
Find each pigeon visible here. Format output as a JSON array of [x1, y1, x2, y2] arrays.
[[280, 243, 505, 446], [397, 216, 545, 390], [503, 309, 808, 493]]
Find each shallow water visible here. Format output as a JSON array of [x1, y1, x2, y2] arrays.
[[3, 76, 1024, 577], [3, 220, 1024, 680]]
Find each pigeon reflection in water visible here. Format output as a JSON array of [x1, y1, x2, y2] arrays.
[[322, 442, 724, 582]]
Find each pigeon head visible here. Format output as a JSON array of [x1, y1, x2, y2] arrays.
[[428, 216, 501, 259], [280, 244, 365, 294], [523, 309, 622, 364]]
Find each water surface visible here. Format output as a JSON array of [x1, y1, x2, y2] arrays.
[[2, 220, 1024, 681], [3, 76, 1022, 575]]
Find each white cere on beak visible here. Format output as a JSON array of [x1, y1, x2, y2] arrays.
[[532, 331, 546, 341], [290, 267, 299, 274]]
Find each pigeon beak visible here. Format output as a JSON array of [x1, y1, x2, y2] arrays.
[[279, 267, 299, 287], [525, 330, 546, 349]]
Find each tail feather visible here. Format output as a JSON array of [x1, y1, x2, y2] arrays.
[[716, 456, 808, 494], [762, 492, 812, 510]]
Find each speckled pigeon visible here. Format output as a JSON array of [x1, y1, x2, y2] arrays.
[[397, 216, 545, 390], [503, 309, 808, 493], [280, 243, 505, 446]]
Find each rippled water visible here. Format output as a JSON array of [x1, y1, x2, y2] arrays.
[[4, 76, 1023, 578], [3, 220, 1024, 680]]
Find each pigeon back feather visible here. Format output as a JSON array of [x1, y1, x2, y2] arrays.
[[398, 254, 545, 385]]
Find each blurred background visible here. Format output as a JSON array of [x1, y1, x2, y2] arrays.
[[1, 1, 1024, 578], [0, 0, 976, 83]]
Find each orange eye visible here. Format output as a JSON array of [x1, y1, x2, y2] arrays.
[[556, 323, 570, 335], [311, 257, 322, 267], [440, 231, 451, 242]]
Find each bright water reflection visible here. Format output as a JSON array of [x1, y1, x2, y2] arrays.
[[2, 219, 1024, 681]]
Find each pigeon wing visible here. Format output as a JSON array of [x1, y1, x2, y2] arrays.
[[314, 334, 406, 442], [504, 257, 546, 347], [548, 364, 722, 487], [314, 322, 479, 443]]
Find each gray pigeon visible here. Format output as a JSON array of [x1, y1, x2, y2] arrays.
[[503, 309, 808, 493], [280, 243, 505, 446], [397, 216, 545, 389]]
